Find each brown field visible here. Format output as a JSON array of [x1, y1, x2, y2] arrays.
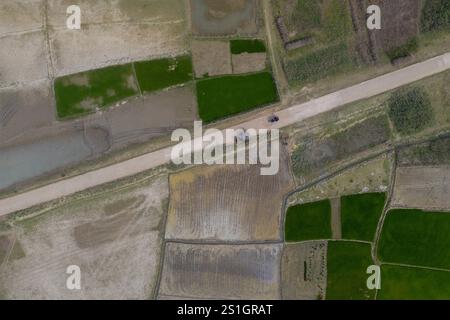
[[0, 31, 48, 87], [87, 85, 198, 150], [281, 241, 327, 300], [192, 40, 232, 78], [392, 166, 450, 210], [165, 150, 294, 241], [158, 243, 282, 299], [0, 173, 168, 299], [190, 0, 259, 36], [0, 80, 55, 146], [232, 52, 267, 74], [47, 0, 188, 76]]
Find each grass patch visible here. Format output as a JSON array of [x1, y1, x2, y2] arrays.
[[388, 87, 433, 135], [285, 200, 332, 242], [322, 0, 352, 41], [55, 64, 138, 119], [134, 55, 193, 94], [230, 39, 266, 54], [385, 37, 419, 62], [341, 193, 386, 242], [420, 0, 450, 33], [326, 241, 375, 300], [378, 209, 450, 269], [378, 265, 450, 300], [285, 42, 354, 84], [196, 72, 278, 123]]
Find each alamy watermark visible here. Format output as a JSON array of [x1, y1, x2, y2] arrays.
[[171, 121, 280, 176]]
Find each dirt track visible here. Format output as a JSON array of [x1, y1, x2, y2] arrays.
[[0, 52, 449, 217]]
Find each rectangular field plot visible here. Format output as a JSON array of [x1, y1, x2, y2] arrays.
[[326, 241, 375, 300], [166, 152, 294, 241], [0, 173, 169, 299], [0, 0, 44, 35], [54, 64, 138, 119], [134, 56, 193, 93], [392, 166, 450, 209], [158, 243, 282, 299], [285, 200, 332, 242], [230, 39, 266, 54], [281, 241, 327, 300], [378, 209, 450, 269], [196, 72, 279, 123], [341, 193, 386, 242], [378, 265, 450, 300]]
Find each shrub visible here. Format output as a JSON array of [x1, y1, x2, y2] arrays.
[[388, 87, 433, 135]]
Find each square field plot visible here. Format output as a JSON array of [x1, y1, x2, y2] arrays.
[[191, 40, 232, 78], [326, 241, 375, 300], [158, 243, 282, 299], [134, 56, 193, 94], [378, 209, 450, 269], [196, 72, 279, 123], [190, 0, 259, 36], [340, 192, 386, 242], [284, 200, 332, 242], [0, 31, 48, 87]]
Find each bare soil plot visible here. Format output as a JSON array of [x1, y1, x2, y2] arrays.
[[0, 31, 48, 87], [46, 0, 185, 27], [281, 241, 327, 300], [392, 166, 450, 210], [158, 243, 282, 299], [0, 80, 55, 145], [190, 0, 259, 36], [103, 86, 197, 150], [0, 173, 168, 299], [192, 40, 232, 78], [165, 150, 294, 241], [49, 0, 188, 77], [0, 0, 44, 35], [232, 52, 267, 74], [330, 198, 341, 239]]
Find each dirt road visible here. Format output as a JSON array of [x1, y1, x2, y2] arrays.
[[1, 52, 449, 217]]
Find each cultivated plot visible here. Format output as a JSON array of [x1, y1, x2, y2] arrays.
[[0, 173, 169, 299], [326, 241, 375, 300], [158, 243, 282, 299], [378, 209, 450, 270], [284, 200, 332, 242], [166, 151, 294, 241], [378, 265, 450, 300]]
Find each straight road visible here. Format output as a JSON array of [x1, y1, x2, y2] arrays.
[[1, 52, 449, 217]]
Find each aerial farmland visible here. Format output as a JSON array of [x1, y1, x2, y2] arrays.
[[0, 0, 449, 304]]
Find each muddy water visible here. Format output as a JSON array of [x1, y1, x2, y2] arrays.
[[0, 131, 92, 190]]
